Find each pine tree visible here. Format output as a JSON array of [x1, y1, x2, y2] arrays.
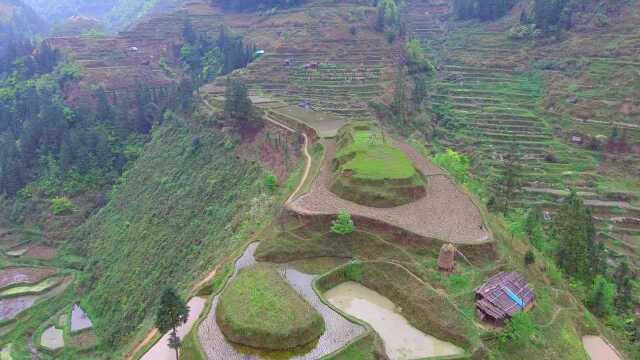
[[554, 190, 596, 280], [155, 288, 189, 360], [224, 79, 259, 130], [613, 262, 633, 314], [588, 275, 616, 317], [492, 142, 522, 212], [331, 211, 355, 235]]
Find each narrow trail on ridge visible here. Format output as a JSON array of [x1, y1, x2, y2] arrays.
[[131, 103, 313, 360]]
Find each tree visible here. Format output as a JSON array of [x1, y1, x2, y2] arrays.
[[588, 275, 616, 317], [499, 312, 537, 346], [224, 79, 259, 129], [491, 142, 523, 212], [554, 190, 597, 281], [523, 206, 546, 251], [331, 211, 355, 235], [524, 250, 535, 265], [613, 261, 633, 314], [155, 288, 189, 360], [391, 68, 408, 127]]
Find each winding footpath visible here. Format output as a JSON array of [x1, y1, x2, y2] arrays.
[[287, 139, 490, 244]]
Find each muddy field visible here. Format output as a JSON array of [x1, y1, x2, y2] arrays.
[[0, 267, 56, 290]]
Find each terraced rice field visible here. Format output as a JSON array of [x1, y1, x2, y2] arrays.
[[288, 138, 489, 243], [0, 278, 71, 323], [405, 0, 640, 268], [0, 277, 62, 298], [40, 326, 64, 351], [70, 304, 93, 332], [0, 267, 56, 290], [197, 243, 364, 360]]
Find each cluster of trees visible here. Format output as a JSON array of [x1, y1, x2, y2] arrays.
[[213, 0, 304, 11], [375, 0, 400, 31], [531, 0, 572, 32], [0, 40, 167, 197], [180, 23, 256, 85], [453, 0, 517, 21], [223, 79, 263, 130], [520, 192, 637, 326]]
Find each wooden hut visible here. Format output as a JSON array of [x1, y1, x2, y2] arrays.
[[438, 243, 456, 272], [475, 271, 535, 326]]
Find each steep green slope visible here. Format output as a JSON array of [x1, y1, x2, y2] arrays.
[[0, 0, 47, 51], [71, 118, 276, 348], [21, 0, 182, 31]]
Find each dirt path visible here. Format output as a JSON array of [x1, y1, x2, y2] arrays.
[[287, 140, 490, 244], [131, 109, 313, 360]]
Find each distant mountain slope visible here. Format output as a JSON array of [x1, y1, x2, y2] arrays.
[[21, 0, 183, 32], [0, 0, 47, 36]]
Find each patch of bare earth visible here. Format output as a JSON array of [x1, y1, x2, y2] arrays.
[[288, 139, 489, 244]]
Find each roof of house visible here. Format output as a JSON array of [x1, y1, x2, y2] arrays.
[[475, 271, 535, 320], [437, 243, 455, 269]]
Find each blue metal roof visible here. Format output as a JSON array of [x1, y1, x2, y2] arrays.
[[501, 285, 525, 309]]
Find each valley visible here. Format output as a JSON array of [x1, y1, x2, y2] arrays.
[[0, 0, 639, 359]]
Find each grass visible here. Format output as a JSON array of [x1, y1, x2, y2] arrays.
[[335, 123, 416, 181], [330, 121, 426, 207], [70, 118, 281, 351], [216, 263, 325, 350], [0, 277, 62, 299]]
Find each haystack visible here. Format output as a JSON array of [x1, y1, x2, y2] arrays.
[[438, 243, 456, 272]]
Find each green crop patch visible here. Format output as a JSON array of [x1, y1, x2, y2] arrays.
[[216, 264, 325, 350], [330, 122, 426, 207]]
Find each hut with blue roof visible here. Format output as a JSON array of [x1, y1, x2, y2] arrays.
[[475, 271, 535, 326]]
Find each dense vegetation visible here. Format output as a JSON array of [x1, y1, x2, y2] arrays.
[[0, 42, 167, 199], [214, 0, 304, 11], [180, 23, 256, 85], [216, 264, 324, 350], [70, 119, 271, 347], [453, 0, 516, 21], [21, 0, 183, 31], [330, 122, 426, 207]]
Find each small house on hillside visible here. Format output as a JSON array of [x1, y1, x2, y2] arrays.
[[438, 243, 456, 272], [475, 271, 535, 326]]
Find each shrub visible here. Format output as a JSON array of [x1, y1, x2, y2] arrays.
[[525, 250, 535, 265], [263, 172, 278, 191], [331, 211, 355, 235], [50, 196, 74, 215], [499, 312, 538, 346]]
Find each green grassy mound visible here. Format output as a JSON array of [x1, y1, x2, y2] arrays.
[[330, 122, 426, 207], [216, 264, 325, 350]]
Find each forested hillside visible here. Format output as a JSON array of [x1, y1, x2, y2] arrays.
[[21, 0, 184, 32], [0, 0, 47, 58]]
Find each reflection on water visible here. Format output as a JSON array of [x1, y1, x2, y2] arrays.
[[325, 281, 464, 360], [582, 336, 621, 360], [197, 243, 364, 359]]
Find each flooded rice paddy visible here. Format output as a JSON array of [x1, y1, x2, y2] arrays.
[[582, 336, 621, 360], [71, 304, 93, 332], [197, 243, 364, 359], [40, 326, 64, 350], [325, 281, 464, 360]]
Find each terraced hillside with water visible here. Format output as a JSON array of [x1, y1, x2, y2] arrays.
[[1, 0, 639, 359]]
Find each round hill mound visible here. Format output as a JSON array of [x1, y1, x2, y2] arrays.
[[330, 122, 426, 207], [216, 264, 325, 350]]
